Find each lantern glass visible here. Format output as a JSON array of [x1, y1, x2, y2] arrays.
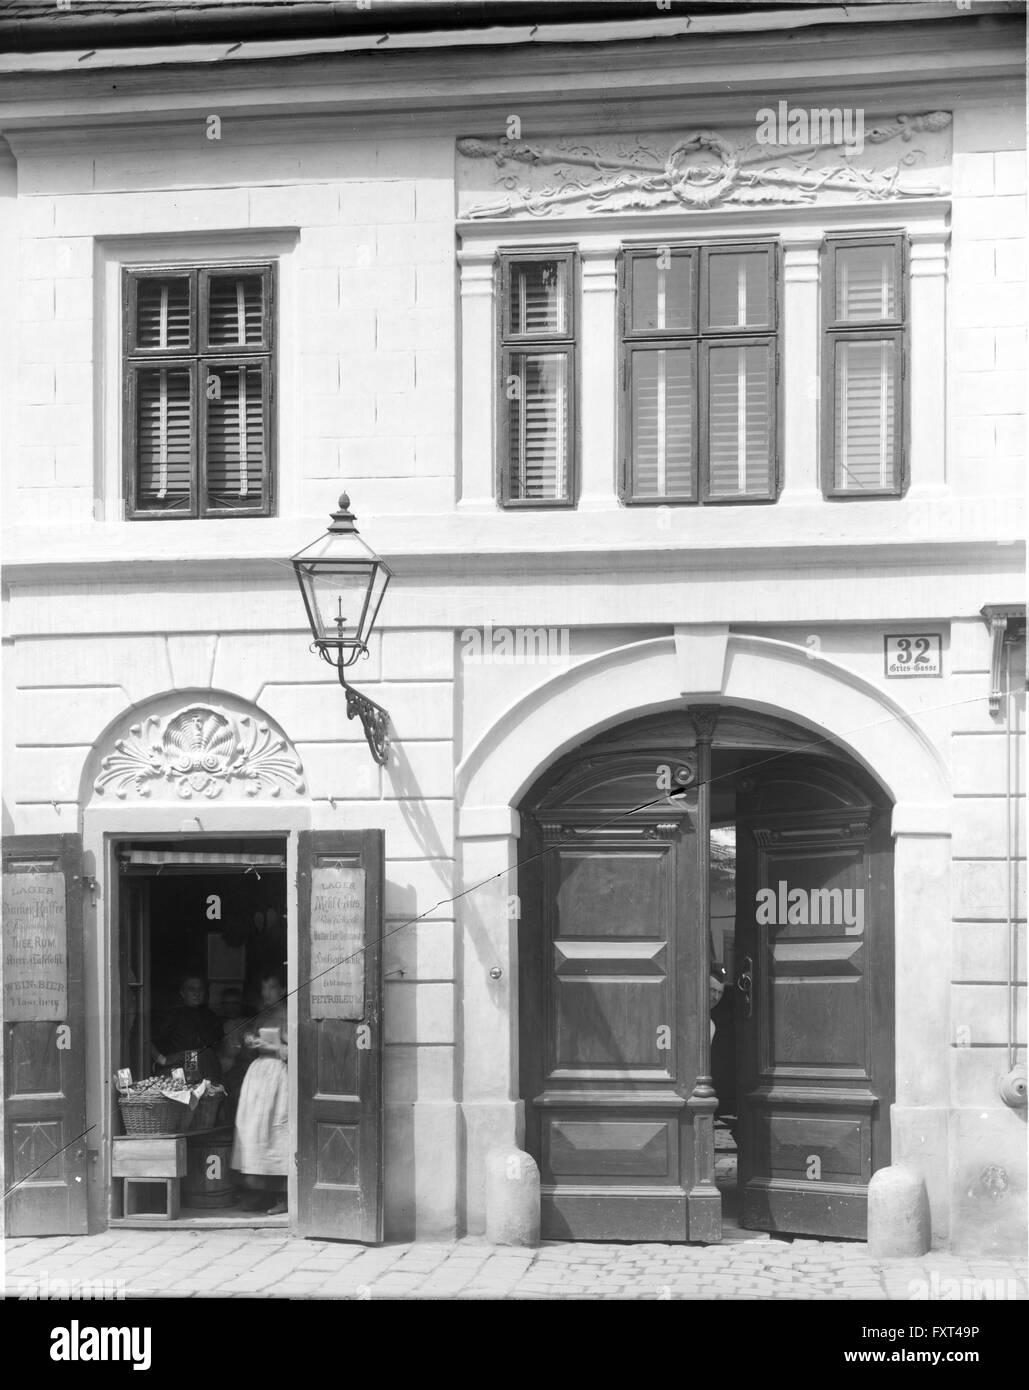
[[291, 508, 391, 663]]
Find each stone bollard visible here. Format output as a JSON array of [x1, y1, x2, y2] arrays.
[[485, 1148, 540, 1247], [867, 1165, 932, 1257]]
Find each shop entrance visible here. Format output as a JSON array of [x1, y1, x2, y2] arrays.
[[518, 706, 894, 1243], [112, 838, 289, 1227], [103, 829, 385, 1242]]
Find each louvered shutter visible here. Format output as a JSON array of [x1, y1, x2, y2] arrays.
[[500, 252, 575, 504], [706, 343, 773, 498], [621, 243, 777, 504], [835, 245, 897, 323], [204, 363, 268, 511], [134, 366, 194, 511], [705, 250, 773, 331], [629, 252, 694, 334], [135, 276, 192, 351], [825, 239, 903, 494], [832, 339, 898, 491], [506, 351, 570, 501], [629, 347, 695, 498], [507, 260, 568, 337], [205, 272, 267, 349], [123, 264, 274, 518]]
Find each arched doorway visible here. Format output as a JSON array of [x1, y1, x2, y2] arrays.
[[516, 705, 894, 1243]]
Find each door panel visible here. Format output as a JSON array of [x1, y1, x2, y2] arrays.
[[735, 762, 894, 1239], [521, 749, 711, 1242], [2, 835, 89, 1236], [297, 830, 383, 1243]]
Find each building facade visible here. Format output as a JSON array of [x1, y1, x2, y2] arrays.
[[1, 2, 1025, 1255]]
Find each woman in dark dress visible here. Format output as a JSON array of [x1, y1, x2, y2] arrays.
[[151, 972, 224, 1086]]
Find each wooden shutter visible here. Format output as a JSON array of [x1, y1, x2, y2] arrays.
[[627, 249, 694, 335], [823, 235, 905, 497], [505, 350, 570, 501], [621, 242, 777, 505], [124, 263, 274, 519], [205, 272, 267, 349], [134, 275, 192, 351], [507, 258, 569, 336], [834, 244, 899, 323], [297, 830, 383, 1243], [3, 835, 89, 1236], [132, 364, 196, 514], [832, 338, 900, 492], [203, 362, 269, 512], [627, 346, 696, 499], [703, 249, 774, 332], [704, 342, 775, 499], [499, 250, 576, 506]]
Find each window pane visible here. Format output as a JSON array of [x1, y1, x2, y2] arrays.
[[205, 364, 266, 510], [136, 368, 192, 510], [707, 345, 771, 496], [835, 245, 897, 322], [136, 277, 191, 350], [507, 352, 569, 500], [833, 339, 897, 491], [630, 252, 693, 333], [630, 349, 694, 497], [207, 274, 265, 348], [707, 252, 771, 329], [507, 260, 569, 336]]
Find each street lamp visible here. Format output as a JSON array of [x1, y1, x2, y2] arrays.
[[291, 493, 393, 764]]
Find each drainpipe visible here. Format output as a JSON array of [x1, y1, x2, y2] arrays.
[[981, 604, 1027, 1107]]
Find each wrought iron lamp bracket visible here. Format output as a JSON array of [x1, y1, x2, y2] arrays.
[[316, 645, 391, 765]]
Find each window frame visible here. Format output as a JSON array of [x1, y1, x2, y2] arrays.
[[496, 246, 579, 509], [821, 231, 907, 500], [618, 239, 781, 506], [122, 260, 276, 521]]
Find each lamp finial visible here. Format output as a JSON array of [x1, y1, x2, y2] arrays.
[[328, 492, 357, 533]]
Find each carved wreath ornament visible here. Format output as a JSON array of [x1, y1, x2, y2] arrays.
[[93, 705, 305, 800], [457, 113, 952, 218]]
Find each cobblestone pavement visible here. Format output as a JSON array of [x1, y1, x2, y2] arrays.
[[4, 1231, 1027, 1300]]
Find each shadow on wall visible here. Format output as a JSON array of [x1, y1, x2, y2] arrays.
[[381, 739, 455, 1243], [386, 740, 452, 865]]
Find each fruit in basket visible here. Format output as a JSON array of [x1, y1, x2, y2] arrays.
[[120, 1074, 193, 1098]]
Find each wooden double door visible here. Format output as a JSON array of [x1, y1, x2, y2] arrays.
[[519, 721, 894, 1243]]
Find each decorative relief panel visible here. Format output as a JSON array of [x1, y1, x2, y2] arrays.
[[457, 113, 951, 220], [93, 703, 306, 801]]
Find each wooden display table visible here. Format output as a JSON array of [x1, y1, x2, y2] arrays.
[[111, 1134, 187, 1220]]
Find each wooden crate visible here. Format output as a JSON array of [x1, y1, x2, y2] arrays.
[[111, 1135, 187, 1179]]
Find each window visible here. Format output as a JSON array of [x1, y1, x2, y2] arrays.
[[620, 242, 778, 504], [497, 249, 576, 506], [822, 234, 905, 497], [123, 264, 274, 518]]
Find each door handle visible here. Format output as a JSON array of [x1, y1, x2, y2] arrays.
[[737, 956, 753, 1019]]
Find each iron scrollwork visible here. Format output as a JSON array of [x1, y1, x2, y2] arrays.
[[342, 678, 391, 766]]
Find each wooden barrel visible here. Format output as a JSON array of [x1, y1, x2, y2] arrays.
[[183, 1130, 236, 1209]]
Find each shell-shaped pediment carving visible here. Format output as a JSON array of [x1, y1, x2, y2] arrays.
[[92, 700, 306, 801]]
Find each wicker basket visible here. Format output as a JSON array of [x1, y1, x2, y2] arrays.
[[118, 1092, 195, 1136]]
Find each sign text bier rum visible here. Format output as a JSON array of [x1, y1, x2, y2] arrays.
[[2, 872, 68, 1020]]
